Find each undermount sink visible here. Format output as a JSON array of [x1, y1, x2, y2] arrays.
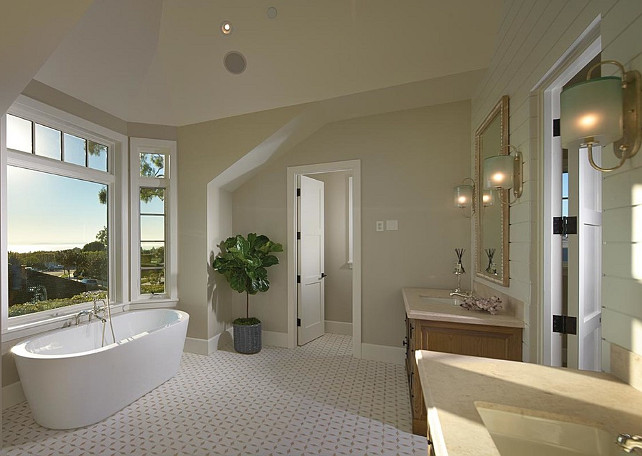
[[418, 296, 462, 306], [475, 402, 627, 456]]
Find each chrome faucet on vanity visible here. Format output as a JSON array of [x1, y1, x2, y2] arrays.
[[617, 434, 642, 453]]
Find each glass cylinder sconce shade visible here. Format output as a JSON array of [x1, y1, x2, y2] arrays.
[[482, 190, 494, 206], [454, 184, 474, 208], [560, 76, 623, 149], [483, 155, 514, 190]]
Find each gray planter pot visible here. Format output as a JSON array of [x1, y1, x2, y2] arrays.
[[233, 322, 262, 354]]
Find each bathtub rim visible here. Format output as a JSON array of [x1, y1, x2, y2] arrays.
[[11, 309, 189, 360]]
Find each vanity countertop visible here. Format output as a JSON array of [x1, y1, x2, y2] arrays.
[[402, 287, 523, 328], [415, 350, 642, 455]]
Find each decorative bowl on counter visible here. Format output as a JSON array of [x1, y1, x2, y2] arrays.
[[460, 296, 503, 314]]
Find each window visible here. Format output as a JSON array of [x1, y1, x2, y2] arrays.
[[130, 138, 177, 302], [1, 97, 127, 334]]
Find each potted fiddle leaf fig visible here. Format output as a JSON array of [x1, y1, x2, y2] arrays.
[[212, 233, 283, 354]]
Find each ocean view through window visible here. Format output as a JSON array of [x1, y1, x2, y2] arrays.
[[8, 168, 108, 317], [4, 112, 113, 320]]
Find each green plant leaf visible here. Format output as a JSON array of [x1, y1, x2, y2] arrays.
[[211, 233, 283, 308]]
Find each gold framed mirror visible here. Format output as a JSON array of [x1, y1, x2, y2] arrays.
[[475, 95, 509, 286]]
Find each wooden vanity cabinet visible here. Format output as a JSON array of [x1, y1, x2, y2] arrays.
[[405, 316, 522, 436]]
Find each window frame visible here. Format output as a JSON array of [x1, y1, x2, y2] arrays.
[[129, 138, 177, 305], [1, 96, 129, 339]]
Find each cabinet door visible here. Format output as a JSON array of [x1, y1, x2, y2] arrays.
[[417, 320, 522, 361]]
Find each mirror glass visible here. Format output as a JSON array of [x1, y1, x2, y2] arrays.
[[475, 96, 509, 286]]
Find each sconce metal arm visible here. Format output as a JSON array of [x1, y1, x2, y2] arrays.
[[585, 60, 641, 171]]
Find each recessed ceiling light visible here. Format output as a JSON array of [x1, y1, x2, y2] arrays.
[[267, 7, 277, 19], [221, 21, 232, 35]]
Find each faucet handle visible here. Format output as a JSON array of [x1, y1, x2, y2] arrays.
[[617, 433, 642, 453]]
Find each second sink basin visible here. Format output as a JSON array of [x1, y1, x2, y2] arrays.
[[475, 402, 626, 456]]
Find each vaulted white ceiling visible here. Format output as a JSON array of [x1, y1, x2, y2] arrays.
[[34, 0, 503, 126]]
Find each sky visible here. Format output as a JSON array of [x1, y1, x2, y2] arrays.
[[6, 114, 165, 253], [8, 166, 107, 252]]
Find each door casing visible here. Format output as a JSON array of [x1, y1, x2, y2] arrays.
[[286, 160, 361, 357]]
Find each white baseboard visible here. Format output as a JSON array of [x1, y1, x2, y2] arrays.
[[185, 327, 288, 353], [361, 343, 405, 365], [325, 320, 352, 336], [3, 381, 26, 410], [262, 330, 288, 348], [184, 327, 234, 355]]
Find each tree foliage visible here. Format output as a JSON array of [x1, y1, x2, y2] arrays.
[[96, 226, 108, 247], [55, 248, 82, 277], [83, 241, 105, 252]]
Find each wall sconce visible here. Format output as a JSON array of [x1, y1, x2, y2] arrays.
[[560, 60, 640, 173], [483, 145, 523, 202], [454, 178, 475, 216], [482, 189, 494, 207]]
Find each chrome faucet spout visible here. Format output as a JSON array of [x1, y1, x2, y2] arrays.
[[449, 290, 472, 299], [74, 310, 91, 325], [617, 434, 642, 453]]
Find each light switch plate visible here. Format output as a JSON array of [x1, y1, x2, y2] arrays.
[[386, 219, 398, 231], [376, 221, 384, 232]]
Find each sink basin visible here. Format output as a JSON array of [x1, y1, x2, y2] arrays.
[[475, 403, 626, 456], [419, 296, 462, 306]]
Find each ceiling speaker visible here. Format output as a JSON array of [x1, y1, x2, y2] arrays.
[[224, 51, 247, 74]]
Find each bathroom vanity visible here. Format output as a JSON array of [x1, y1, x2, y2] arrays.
[[415, 350, 642, 455], [402, 288, 524, 436]]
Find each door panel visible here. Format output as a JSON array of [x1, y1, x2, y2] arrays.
[[297, 175, 325, 345], [568, 146, 602, 371]]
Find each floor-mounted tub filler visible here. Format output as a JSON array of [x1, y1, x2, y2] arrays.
[[11, 309, 189, 429]]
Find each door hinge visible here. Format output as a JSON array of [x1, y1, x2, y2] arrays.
[[553, 315, 577, 335], [553, 118, 560, 137], [296, 188, 301, 197], [297, 231, 301, 240], [297, 275, 301, 283], [553, 216, 577, 235], [297, 318, 301, 327]]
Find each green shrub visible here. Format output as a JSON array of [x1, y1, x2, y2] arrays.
[[8, 291, 108, 317]]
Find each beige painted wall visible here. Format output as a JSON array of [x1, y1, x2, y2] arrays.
[[231, 101, 472, 347], [315, 172, 353, 324], [471, 0, 642, 366], [176, 105, 307, 340]]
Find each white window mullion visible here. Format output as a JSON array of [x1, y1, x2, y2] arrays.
[[130, 138, 176, 304], [1, 114, 9, 333]]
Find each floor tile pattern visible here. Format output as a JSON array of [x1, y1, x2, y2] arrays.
[[3, 334, 427, 455]]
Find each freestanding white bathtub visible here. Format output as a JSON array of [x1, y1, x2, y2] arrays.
[[11, 309, 189, 429]]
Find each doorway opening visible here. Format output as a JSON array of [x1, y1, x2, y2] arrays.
[[286, 160, 362, 357], [538, 18, 603, 371]]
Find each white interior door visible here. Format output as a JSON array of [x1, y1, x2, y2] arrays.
[[544, 87, 564, 367], [567, 146, 602, 371], [297, 175, 325, 345]]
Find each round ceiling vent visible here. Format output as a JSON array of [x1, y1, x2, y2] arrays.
[[224, 51, 247, 74]]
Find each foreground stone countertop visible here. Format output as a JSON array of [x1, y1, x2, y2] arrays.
[[403, 287, 524, 328], [415, 350, 642, 455]]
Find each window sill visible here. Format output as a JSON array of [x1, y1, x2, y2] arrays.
[[128, 298, 178, 310], [2, 299, 178, 347], [2, 302, 127, 347]]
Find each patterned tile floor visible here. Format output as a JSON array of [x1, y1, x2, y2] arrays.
[[2, 334, 427, 455]]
